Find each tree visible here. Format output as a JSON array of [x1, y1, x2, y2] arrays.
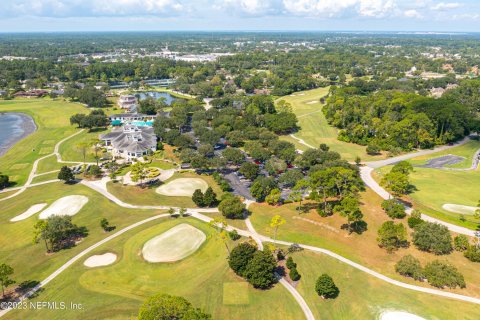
[[251, 176, 277, 202], [391, 161, 414, 175], [315, 274, 339, 299], [203, 187, 217, 207], [208, 218, 231, 254], [270, 215, 286, 244], [377, 221, 408, 252], [265, 189, 282, 206], [381, 171, 410, 197], [423, 260, 465, 289], [239, 162, 260, 181], [395, 255, 424, 280], [412, 222, 453, 255], [286, 256, 296, 269], [91, 139, 102, 166], [130, 162, 148, 185], [138, 293, 211, 320], [244, 249, 277, 289], [192, 189, 205, 207], [335, 196, 364, 233], [381, 199, 406, 219], [0, 263, 15, 298], [454, 235, 470, 252], [464, 245, 480, 262], [223, 148, 245, 165], [228, 242, 257, 276], [218, 194, 246, 219], [33, 220, 50, 252], [87, 165, 102, 177], [58, 166, 75, 183], [33, 216, 85, 252], [100, 218, 113, 232], [366, 144, 380, 155]]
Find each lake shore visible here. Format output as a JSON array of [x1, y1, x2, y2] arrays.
[[0, 112, 37, 157]]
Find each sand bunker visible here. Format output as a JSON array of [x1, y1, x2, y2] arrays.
[[442, 203, 479, 215], [10, 203, 48, 222], [142, 224, 206, 263], [380, 311, 425, 320], [156, 178, 208, 197], [306, 101, 319, 104], [39, 195, 89, 219], [84, 253, 117, 268]]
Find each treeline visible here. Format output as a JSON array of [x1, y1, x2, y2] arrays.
[[324, 80, 480, 151]]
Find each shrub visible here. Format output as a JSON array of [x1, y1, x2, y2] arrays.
[[276, 250, 285, 261], [192, 189, 205, 207], [228, 242, 257, 277], [412, 222, 453, 255], [289, 267, 301, 281], [464, 246, 480, 262], [218, 194, 246, 219], [381, 199, 406, 219], [286, 256, 297, 269], [424, 260, 466, 289], [395, 255, 424, 280], [454, 235, 469, 252], [366, 144, 380, 155], [315, 274, 339, 299], [407, 210, 424, 229], [228, 229, 241, 241]]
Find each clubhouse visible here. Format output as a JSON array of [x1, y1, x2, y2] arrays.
[[100, 125, 157, 160]]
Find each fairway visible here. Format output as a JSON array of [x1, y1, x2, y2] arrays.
[[0, 99, 88, 186], [276, 88, 383, 161], [142, 223, 206, 262]]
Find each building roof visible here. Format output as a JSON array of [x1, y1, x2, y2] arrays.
[[100, 125, 156, 153]]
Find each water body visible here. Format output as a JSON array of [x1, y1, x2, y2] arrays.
[[0, 113, 37, 156], [135, 92, 176, 105]]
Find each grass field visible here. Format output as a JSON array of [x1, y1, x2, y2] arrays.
[[107, 172, 223, 208], [249, 189, 480, 298], [0, 181, 162, 292], [31, 172, 60, 184], [0, 99, 88, 186], [276, 88, 383, 161], [5, 219, 303, 320], [292, 249, 480, 319], [408, 140, 480, 169], [58, 128, 109, 163], [374, 165, 480, 229]]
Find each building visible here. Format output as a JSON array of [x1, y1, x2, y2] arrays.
[[100, 125, 157, 160], [109, 113, 157, 126], [14, 90, 48, 98], [118, 94, 137, 111]]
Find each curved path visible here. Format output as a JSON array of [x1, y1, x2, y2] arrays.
[[293, 133, 478, 236]]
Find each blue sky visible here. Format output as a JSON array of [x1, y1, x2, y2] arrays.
[[0, 0, 479, 32]]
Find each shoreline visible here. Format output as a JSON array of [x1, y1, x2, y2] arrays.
[[0, 112, 37, 157]]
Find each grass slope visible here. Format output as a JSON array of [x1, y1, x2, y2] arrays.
[[249, 189, 480, 298]]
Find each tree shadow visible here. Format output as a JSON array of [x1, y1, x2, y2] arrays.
[[341, 220, 368, 235]]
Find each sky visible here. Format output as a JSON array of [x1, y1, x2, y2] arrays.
[[0, 0, 479, 32]]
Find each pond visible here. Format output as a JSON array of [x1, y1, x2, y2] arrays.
[[0, 112, 36, 156], [135, 92, 176, 105]]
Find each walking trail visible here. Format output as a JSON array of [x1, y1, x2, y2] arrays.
[[2, 130, 480, 319]]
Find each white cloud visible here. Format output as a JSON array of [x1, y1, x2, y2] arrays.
[[404, 9, 423, 19], [214, 0, 281, 16], [432, 2, 463, 11], [282, 0, 396, 18], [94, 0, 182, 15]]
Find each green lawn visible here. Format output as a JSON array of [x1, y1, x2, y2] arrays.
[[107, 172, 223, 208], [276, 88, 383, 161], [36, 155, 64, 174], [31, 172, 60, 184], [58, 128, 110, 163], [0, 181, 162, 291], [374, 166, 480, 229], [0, 99, 88, 186], [292, 250, 480, 319], [408, 140, 480, 169], [5, 219, 302, 320]]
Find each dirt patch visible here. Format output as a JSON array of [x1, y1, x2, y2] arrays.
[[292, 216, 339, 233]]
